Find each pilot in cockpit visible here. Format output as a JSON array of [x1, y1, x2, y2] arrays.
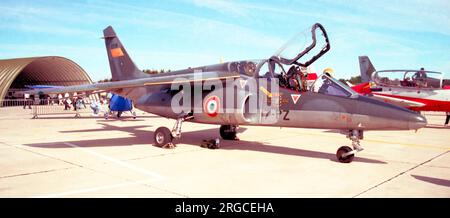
[[284, 65, 308, 92], [286, 66, 299, 90]]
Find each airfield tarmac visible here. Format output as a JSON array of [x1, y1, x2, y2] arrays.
[[0, 108, 449, 198]]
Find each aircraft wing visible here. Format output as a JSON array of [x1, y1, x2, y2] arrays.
[[26, 71, 240, 95], [372, 94, 426, 108]]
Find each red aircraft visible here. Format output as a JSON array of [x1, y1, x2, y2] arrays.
[[351, 56, 450, 115]]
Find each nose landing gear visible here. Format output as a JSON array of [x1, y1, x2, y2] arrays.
[[336, 130, 364, 163], [154, 112, 194, 148]]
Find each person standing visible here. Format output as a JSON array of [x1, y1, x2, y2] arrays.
[[90, 100, 101, 116], [72, 96, 78, 111], [23, 93, 32, 109], [64, 98, 72, 110], [58, 94, 63, 105], [413, 68, 427, 87]]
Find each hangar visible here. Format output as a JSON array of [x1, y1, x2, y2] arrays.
[[0, 56, 93, 100]]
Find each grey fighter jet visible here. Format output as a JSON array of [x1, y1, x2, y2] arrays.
[[31, 23, 427, 163]]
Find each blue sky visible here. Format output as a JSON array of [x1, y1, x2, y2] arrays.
[[1, 0, 449, 81]]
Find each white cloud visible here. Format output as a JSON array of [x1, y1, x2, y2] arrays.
[[72, 1, 286, 52], [313, 0, 450, 36]]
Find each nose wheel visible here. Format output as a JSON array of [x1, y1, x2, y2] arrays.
[[336, 146, 354, 163], [336, 130, 364, 163]]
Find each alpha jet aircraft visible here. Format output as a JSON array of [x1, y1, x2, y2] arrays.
[[352, 56, 450, 116], [30, 24, 427, 163]]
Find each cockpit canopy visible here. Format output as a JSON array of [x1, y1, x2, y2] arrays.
[[272, 23, 330, 67], [228, 23, 331, 92], [373, 70, 444, 89]]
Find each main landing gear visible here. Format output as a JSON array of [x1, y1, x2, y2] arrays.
[[219, 125, 239, 140], [154, 112, 193, 148], [336, 130, 364, 163]]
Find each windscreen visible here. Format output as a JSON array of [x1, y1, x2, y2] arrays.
[[312, 74, 357, 98]]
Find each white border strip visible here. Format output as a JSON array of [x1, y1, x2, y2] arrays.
[[35, 179, 154, 198]]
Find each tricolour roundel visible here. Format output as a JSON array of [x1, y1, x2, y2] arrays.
[[203, 95, 220, 117]]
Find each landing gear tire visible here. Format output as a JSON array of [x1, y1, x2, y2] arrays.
[[154, 127, 173, 147], [220, 125, 238, 140], [336, 146, 354, 163]]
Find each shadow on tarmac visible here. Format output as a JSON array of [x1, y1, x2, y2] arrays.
[[24, 123, 386, 164], [424, 124, 450, 129], [411, 175, 450, 187]]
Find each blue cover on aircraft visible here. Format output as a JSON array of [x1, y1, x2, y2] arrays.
[[109, 94, 133, 111]]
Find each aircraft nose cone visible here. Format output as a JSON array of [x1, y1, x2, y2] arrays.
[[409, 113, 427, 130], [355, 95, 428, 130]]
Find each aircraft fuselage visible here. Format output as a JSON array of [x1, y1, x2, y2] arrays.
[[113, 64, 426, 131]]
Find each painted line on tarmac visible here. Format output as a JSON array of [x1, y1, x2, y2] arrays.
[[63, 142, 165, 181], [31, 143, 191, 198], [34, 179, 156, 198], [353, 150, 450, 197]]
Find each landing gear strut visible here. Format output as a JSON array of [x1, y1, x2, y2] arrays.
[[220, 125, 239, 140], [154, 112, 193, 148], [336, 130, 364, 163]]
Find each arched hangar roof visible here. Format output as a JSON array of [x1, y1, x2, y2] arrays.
[[0, 56, 93, 99]]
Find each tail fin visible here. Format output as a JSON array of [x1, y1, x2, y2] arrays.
[[103, 26, 147, 81], [358, 56, 376, 83]]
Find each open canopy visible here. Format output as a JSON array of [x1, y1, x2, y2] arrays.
[[272, 23, 330, 67], [373, 70, 444, 89]]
